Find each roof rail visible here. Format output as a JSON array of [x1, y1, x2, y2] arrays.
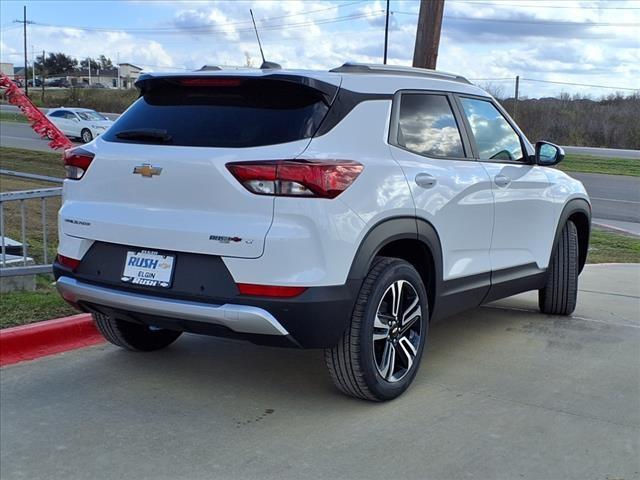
[[329, 62, 471, 85]]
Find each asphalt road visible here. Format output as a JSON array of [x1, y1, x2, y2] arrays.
[[563, 145, 640, 159], [0, 121, 72, 152], [0, 104, 119, 121], [1, 264, 639, 480], [570, 171, 640, 224]]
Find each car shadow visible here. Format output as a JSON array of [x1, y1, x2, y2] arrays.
[[84, 300, 552, 408]]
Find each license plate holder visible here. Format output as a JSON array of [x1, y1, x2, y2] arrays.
[[121, 250, 175, 288]]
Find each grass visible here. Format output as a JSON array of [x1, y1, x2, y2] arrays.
[[557, 154, 640, 177], [0, 147, 638, 328], [0, 147, 64, 266], [587, 227, 640, 264], [0, 146, 64, 178], [25, 88, 137, 113], [0, 276, 77, 329], [0, 111, 28, 123]]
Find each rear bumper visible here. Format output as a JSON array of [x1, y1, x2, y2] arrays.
[[53, 244, 359, 348], [56, 276, 289, 336]]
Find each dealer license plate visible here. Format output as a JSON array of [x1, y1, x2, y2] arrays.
[[121, 250, 175, 288]]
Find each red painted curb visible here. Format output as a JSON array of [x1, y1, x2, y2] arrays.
[[0, 314, 105, 367]]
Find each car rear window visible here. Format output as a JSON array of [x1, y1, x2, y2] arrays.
[[102, 77, 331, 148]]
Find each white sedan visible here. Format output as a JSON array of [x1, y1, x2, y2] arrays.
[[46, 108, 114, 143]]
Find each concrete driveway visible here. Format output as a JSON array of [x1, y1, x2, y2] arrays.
[[1, 264, 639, 480]]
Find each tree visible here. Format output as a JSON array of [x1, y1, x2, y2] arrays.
[[34, 52, 78, 75], [80, 58, 100, 71], [97, 55, 114, 70]]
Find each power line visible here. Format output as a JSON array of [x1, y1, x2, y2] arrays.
[[393, 11, 640, 26], [469, 77, 514, 81], [28, 11, 385, 37], [449, 0, 640, 9], [471, 77, 639, 91], [521, 78, 640, 91], [25, 1, 368, 34]]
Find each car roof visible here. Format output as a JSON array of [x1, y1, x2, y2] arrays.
[[139, 63, 490, 97], [49, 107, 96, 113]]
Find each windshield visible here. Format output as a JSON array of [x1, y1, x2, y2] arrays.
[[77, 111, 108, 121]]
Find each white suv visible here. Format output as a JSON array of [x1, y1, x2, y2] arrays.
[[55, 64, 591, 401]]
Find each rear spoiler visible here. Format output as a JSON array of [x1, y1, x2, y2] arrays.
[[134, 73, 341, 107]]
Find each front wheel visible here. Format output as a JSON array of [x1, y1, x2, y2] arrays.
[[93, 312, 182, 351], [539, 220, 579, 315], [80, 128, 93, 143], [325, 257, 429, 401]]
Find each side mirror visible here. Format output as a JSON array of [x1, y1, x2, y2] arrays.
[[535, 141, 564, 166]]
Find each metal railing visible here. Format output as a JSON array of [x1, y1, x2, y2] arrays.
[[0, 170, 63, 278]]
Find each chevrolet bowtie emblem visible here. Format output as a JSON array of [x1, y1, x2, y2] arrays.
[[133, 164, 162, 177]]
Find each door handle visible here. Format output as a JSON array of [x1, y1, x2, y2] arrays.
[[494, 174, 511, 188], [415, 173, 437, 189]]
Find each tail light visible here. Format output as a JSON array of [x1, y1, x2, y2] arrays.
[[57, 254, 81, 271], [237, 283, 307, 298], [226, 160, 363, 199], [63, 148, 95, 180]]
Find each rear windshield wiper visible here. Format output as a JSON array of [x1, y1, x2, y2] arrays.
[[115, 129, 173, 143]]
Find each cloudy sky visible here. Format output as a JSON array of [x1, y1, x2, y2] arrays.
[[1, 0, 638, 98]]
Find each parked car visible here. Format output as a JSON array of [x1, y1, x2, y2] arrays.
[[54, 64, 591, 401], [46, 107, 114, 143], [46, 79, 71, 88], [89, 82, 108, 89]]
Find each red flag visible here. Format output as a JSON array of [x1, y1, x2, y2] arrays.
[[0, 73, 73, 150]]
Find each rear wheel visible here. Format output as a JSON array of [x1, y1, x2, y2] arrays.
[[81, 128, 93, 143], [93, 312, 182, 351], [325, 257, 428, 401], [539, 220, 579, 315]]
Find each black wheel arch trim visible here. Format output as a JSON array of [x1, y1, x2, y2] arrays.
[[550, 198, 591, 274], [347, 216, 444, 319]]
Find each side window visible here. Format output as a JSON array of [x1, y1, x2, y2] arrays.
[[64, 111, 78, 120], [459, 97, 524, 162], [49, 110, 64, 118], [395, 94, 465, 159]]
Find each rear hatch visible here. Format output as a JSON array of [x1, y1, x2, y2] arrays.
[[60, 72, 340, 258]]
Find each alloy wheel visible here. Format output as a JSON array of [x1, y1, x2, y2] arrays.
[[372, 279, 423, 383]]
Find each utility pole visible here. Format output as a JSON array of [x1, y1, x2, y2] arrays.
[[41, 50, 45, 102], [514, 75, 520, 121], [23, 6, 28, 95], [13, 7, 34, 93], [412, 0, 445, 70], [383, 0, 390, 64], [31, 44, 35, 88], [88, 57, 92, 85], [117, 52, 120, 89]]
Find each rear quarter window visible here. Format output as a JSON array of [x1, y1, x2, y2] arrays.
[[102, 78, 330, 148]]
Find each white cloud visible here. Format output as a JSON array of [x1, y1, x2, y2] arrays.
[[0, 0, 637, 97]]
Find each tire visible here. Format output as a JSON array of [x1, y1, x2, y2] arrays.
[[81, 128, 93, 143], [93, 312, 182, 351], [324, 257, 429, 401], [539, 220, 579, 315]]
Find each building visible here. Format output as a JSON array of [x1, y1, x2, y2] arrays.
[[65, 68, 119, 87], [118, 63, 143, 89], [1, 62, 14, 79], [49, 63, 143, 89], [13, 66, 26, 81]]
